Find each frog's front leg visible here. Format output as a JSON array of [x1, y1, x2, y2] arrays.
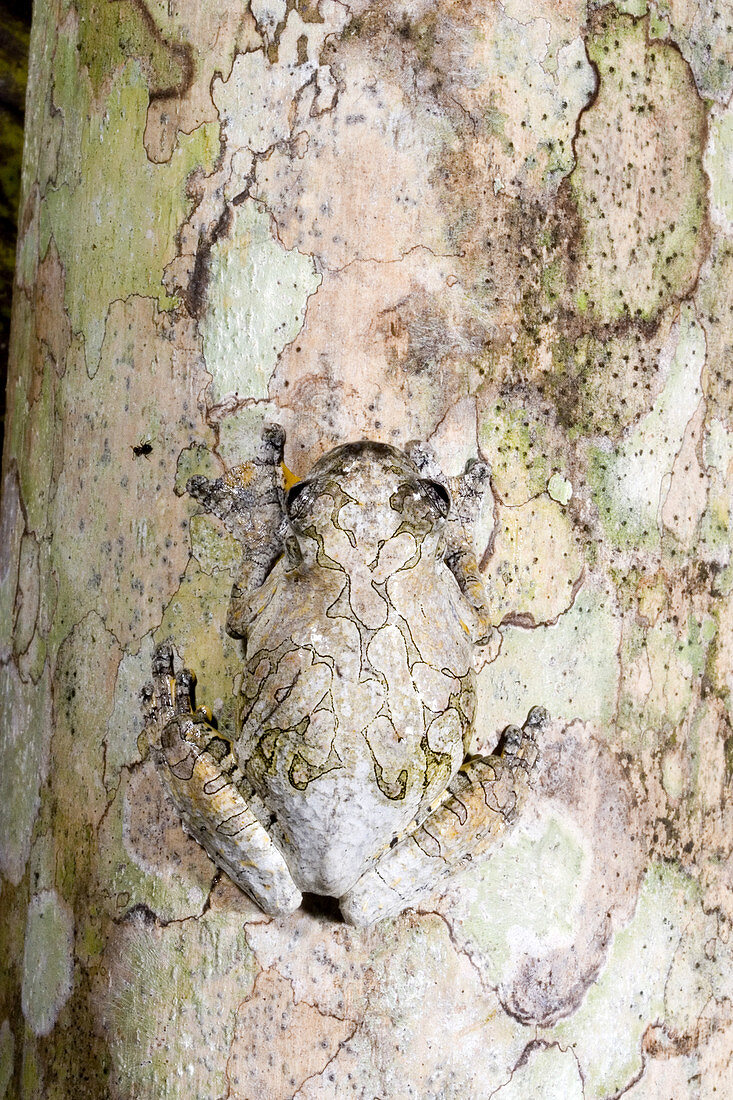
[[339, 707, 547, 927], [143, 644, 301, 916], [187, 422, 287, 637]]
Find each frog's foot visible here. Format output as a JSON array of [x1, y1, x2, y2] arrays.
[[143, 643, 302, 917], [339, 707, 547, 928]]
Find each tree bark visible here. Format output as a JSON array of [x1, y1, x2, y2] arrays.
[[1, 1, 732, 1097]]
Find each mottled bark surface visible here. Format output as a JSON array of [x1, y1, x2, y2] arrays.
[[1, 0, 732, 1097]]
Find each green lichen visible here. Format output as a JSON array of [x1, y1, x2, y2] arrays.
[[42, 41, 218, 372], [0, 1020, 14, 1099], [478, 399, 559, 505]]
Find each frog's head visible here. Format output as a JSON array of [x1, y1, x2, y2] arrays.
[[283, 441, 450, 566]]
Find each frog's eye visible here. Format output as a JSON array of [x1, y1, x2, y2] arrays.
[[420, 479, 451, 517], [286, 480, 310, 513]]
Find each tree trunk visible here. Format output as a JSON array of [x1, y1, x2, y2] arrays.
[[1, 0, 732, 1096]]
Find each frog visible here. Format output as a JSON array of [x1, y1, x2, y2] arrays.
[[142, 424, 545, 926]]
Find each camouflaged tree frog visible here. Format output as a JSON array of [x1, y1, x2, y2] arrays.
[[143, 425, 545, 926]]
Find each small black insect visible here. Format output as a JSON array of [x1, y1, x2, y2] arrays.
[[132, 440, 153, 459]]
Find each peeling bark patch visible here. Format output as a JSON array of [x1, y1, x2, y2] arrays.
[[705, 101, 733, 236], [570, 9, 708, 324], [589, 306, 705, 548], [550, 864, 700, 1098], [443, 716, 646, 1028], [199, 202, 321, 406], [21, 890, 75, 1037]]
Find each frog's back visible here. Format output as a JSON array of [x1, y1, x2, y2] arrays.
[[238, 559, 476, 896]]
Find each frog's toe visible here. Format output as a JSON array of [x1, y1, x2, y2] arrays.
[[259, 421, 285, 459], [524, 705, 549, 733], [151, 643, 175, 718], [140, 681, 156, 725], [174, 668, 197, 714], [497, 720, 538, 771]]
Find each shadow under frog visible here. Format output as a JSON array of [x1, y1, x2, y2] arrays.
[[142, 425, 545, 927]]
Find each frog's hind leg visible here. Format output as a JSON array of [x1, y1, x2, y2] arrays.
[[143, 644, 302, 917], [339, 707, 547, 927]]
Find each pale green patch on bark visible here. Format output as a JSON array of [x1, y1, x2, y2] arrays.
[[189, 514, 242, 577], [103, 633, 157, 789], [492, 1043, 584, 1100], [174, 443, 222, 496], [484, 496, 584, 624], [469, 0, 597, 193], [665, 901, 733, 1037], [477, 582, 620, 735], [460, 812, 589, 986], [97, 771, 217, 925], [0, 662, 52, 886], [479, 399, 563, 505], [705, 418, 733, 474], [42, 36, 218, 372], [550, 864, 699, 1098], [705, 102, 733, 236], [21, 890, 75, 1038], [614, 0, 647, 15], [590, 307, 705, 549], [200, 201, 321, 406], [650, 0, 733, 102], [154, 561, 239, 715]]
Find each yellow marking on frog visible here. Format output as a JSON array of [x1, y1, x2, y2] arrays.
[[281, 462, 300, 490], [225, 462, 256, 488]]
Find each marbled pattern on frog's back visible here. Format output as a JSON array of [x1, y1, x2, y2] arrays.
[[236, 443, 477, 895], [147, 428, 544, 922]]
